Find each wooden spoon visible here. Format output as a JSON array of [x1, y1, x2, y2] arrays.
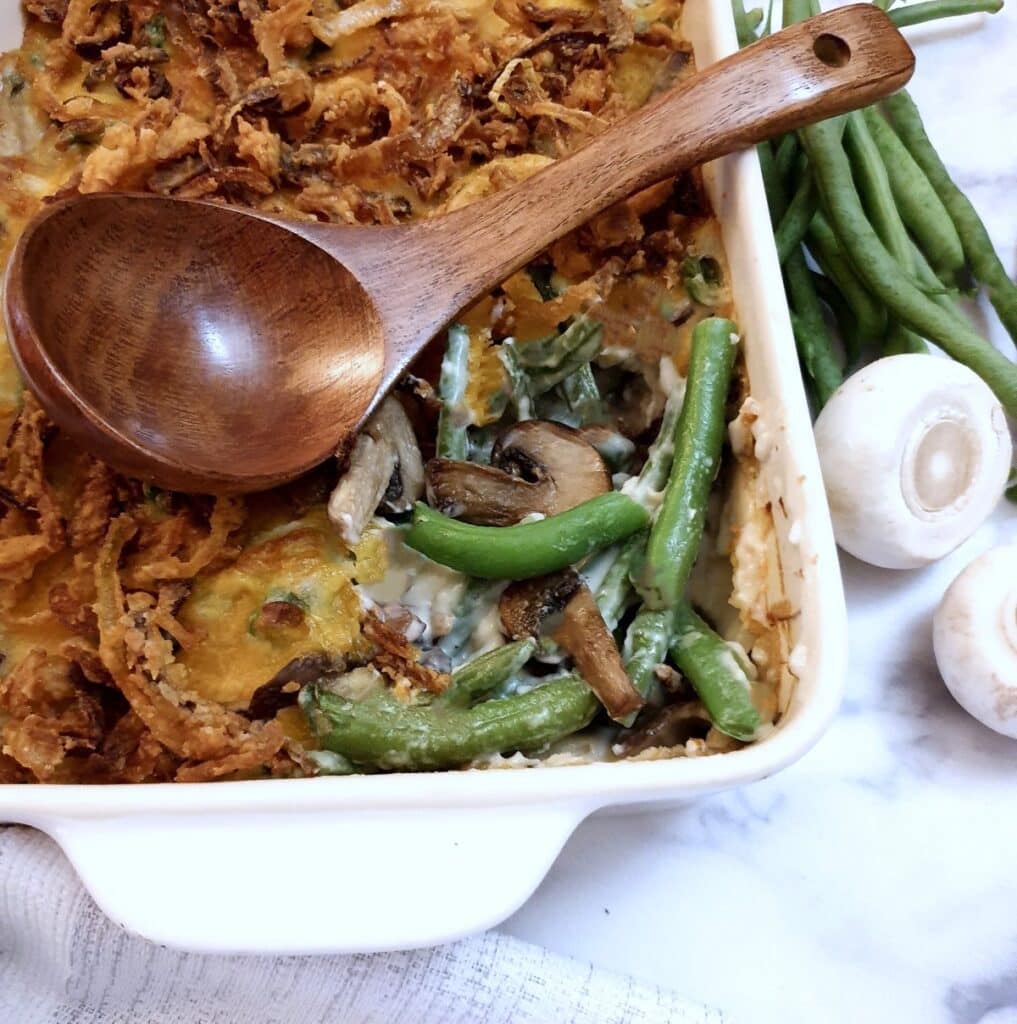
[[4, 6, 913, 493]]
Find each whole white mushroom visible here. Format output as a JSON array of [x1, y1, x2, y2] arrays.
[[934, 544, 1017, 738], [814, 354, 1012, 569]]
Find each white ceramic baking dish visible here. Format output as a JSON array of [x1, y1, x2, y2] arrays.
[[0, 0, 847, 954]]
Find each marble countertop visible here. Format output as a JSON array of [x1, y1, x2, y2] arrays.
[[506, 11, 1017, 1023]]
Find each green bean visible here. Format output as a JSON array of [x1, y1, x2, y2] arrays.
[[303, 673, 598, 771], [810, 270, 863, 365], [510, 318, 604, 395], [636, 318, 738, 610], [861, 107, 964, 284], [884, 90, 1017, 344], [622, 387, 684, 509], [406, 493, 649, 580], [911, 241, 969, 328], [774, 167, 818, 265], [889, 0, 1001, 26], [497, 342, 534, 420], [561, 363, 607, 424], [438, 578, 503, 660], [595, 532, 646, 631], [681, 256, 726, 308], [669, 602, 761, 742], [884, 323, 928, 356], [436, 323, 471, 460], [731, 0, 760, 47], [786, 252, 845, 406], [437, 639, 538, 708], [844, 111, 913, 271], [622, 607, 672, 701], [1006, 469, 1017, 504], [807, 212, 888, 350], [774, 134, 799, 185], [800, 115, 1017, 416]]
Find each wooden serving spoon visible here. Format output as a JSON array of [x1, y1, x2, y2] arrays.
[[4, 5, 913, 493]]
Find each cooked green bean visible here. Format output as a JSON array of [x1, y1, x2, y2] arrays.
[[510, 318, 604, 395], [437, 638, 538, 708], [622, 607, 672, 701], [406, 493, 649, 580], [889, 0, 1001, 26], [774, 166, 818, 265], [595, 533, 646, 631], [623, 386, 683, 509], [302, 674, 598, 771], [497, 342, 534, 420], [561, 363, 607, 424], [861, 107, 965, 284], [883, 90, 1017, 344], [436, 323, 471, 460], [438, 578, 504, 660], [636, 318, 739, 610], [669, 602, 761, 742], [799, 116, 1017, 415]]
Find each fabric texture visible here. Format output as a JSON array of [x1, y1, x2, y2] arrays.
[[0, 826, 722, 1024]]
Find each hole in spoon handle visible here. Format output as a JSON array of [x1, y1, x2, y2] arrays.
[[814, 33, 852, 68]]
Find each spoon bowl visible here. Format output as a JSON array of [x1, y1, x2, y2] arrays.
[[4, 6, 915, 493], [8, 195, 387, 491]]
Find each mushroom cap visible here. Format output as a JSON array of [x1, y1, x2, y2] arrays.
[[934, 544, 1017, 738], [814, 355, 1012, 569], [425, 419, 612, 525]]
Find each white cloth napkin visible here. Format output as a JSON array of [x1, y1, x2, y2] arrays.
[[0, 826, 723, 1024]]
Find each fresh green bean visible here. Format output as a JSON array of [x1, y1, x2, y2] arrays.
[[731, 0, 760, 47], [561, 363, 607, 424], [636, 318, 739, 610], [437, 639, 538, 708], [669, 602, 761, 742], [406, 493, 649, 580], [1006, 469, 1017, 504], [883, 90, 1017, 344], [303, 673, 598, 771], [807, 211, 888, 349], [800, 115, 1017, 415], [861, 107, 965, 284], [786, 252, 845, 406], [436, 323, 471, 460], [774, 134, 799, 184], [911, 241, 969, 328], [884, 323, 928, 356], [810, 270, 863, 365], [889, 0, 1001, 26], [774, 167, 818, 265], [844, 111, 913, 271], [510, 318, 604, 395]]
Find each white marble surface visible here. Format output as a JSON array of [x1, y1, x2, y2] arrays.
[[506, 11, 1017, 1023]]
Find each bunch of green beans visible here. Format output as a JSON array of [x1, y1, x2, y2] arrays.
[[735, 0, 1017, 416]]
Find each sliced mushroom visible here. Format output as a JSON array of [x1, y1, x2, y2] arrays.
[[499, 570, 642, 722], [499, 569, 582, 639], [425, 420, 611, 525], [613, 703, 712, 757], [328, 396, 424, 544], [246, 653, 346, 720], [555, 587, 642, 721]]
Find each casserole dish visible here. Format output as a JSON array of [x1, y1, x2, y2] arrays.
[[0, 0, 847, 954]]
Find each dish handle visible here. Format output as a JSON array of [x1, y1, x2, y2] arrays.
[[36, 801, 591, 954]]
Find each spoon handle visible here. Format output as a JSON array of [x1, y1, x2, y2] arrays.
[[356, 4, 912, 364]]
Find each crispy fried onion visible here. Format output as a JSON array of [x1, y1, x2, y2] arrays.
[[0, 394, 65, 584], [362, 610, 450, 695], [95, 516, 289, 782], [123, 495, 246, 588]]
